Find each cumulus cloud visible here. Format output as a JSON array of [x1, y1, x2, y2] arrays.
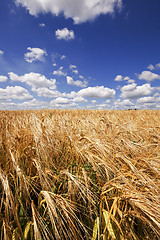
[[147, 63, 160, 71], [72, 69, 79, 74], [9, 72, 56, 88], [91, 100, 97, 104], [15, 0, 122, 24], [123, 76, 135, 83], [114, 99, 134, 109], [32, 87, 61, 98], [0, 86, 33, 100], [0, 50, 4, 55], [0, 75, 8, 82], [79, 75, 84, 80], [127, 79, 135, 84], [115, 75, 135, 83], [20, 99, 48, 109], [123, 77, 129, 81], [156, 63, 160, 69], [121, 83, 137, 92], [55, 28, 75, 40], [24, 47, 47, 63], [52, 97, 71, 105], [50, 102, 77, 109], [69, 64, 77, 69], [136, 102, 156, 109], [1, 99, 49, 110], [50, 98, 76, 109], [69, 64, 79, 74], [121, 83, 154, 99], [50, 96, 86, 108], [77, 86, 115, 98], [61, 55, 66, 60], [156, 95, 160, 102], [53, 67, 67, 76], [147, 64, 155, 71], [136, 96, 155, 105], [138, 71, 160, 81], [72, 96, 87, 103], [66, 76, 87, 88], [114, 75, 123, 81]]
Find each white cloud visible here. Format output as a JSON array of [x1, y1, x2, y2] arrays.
[[114, 74, 123, 81], [115, 75, 135, 83], [156, 63, 160, 69], [124, 76, 130, 81], [0, 75, 8, 82], [72, 69, 79, 74], [69, 64, 78, 74], [136, 96, 155, 105], [69, 64, 77, 69], [114, 99, 134, 109], [72, 97, 87, 103], [127, 79, 135, 84], [136, 102, 156, 109], [50, 97, 87, 108], [79, 75, 84, 79], [91, 100, 97, 104], [154, 92, 160, 97], [50, 102, 77, 109], [0, 86, 33, 100], [66, 76, 87, 87], [9, 99, 49, 110], [66, 76, 75, 84], [123, 76, 135, 83], [121, 83, 154, 99], [22, 99, 47, 109], [15, 0, 122, 24], [121, 83, 137, 92], [51, 97, 71, 105], [0, 50, 4, 55], [39, 23, 45, 27], [61, 55, 66, 60], [138, 71, 160, 81], [32, 87, 61, 98], [156, 99, 160, 105], [156, 103, 160, 109], [53, 67, 67, 76], [55, 28, 75, 40], [9, 72, 56, 88], [96, 103, 108, 109], [63, 91, 77, 98], [77, 86, 115, 98], [155, 87, 160, 92], [88, 101, 112, 110], [64, 86, 115, 99], [24, 47, 47, 63], [147, 64, 155, 71], [146, 63, 160, 71]]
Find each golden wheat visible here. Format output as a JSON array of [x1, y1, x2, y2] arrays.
[[0, 109, 159, 239]]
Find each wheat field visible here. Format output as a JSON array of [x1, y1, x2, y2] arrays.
[[0, 109, 160, 239]]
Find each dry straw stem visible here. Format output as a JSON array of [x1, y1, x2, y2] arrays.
[[0, 109, 160, 239]]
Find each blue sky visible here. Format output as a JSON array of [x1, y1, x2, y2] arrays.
[[0, 0, 160, 110]]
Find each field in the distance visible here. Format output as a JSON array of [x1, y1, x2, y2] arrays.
[[0, 109, 160, 240]]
